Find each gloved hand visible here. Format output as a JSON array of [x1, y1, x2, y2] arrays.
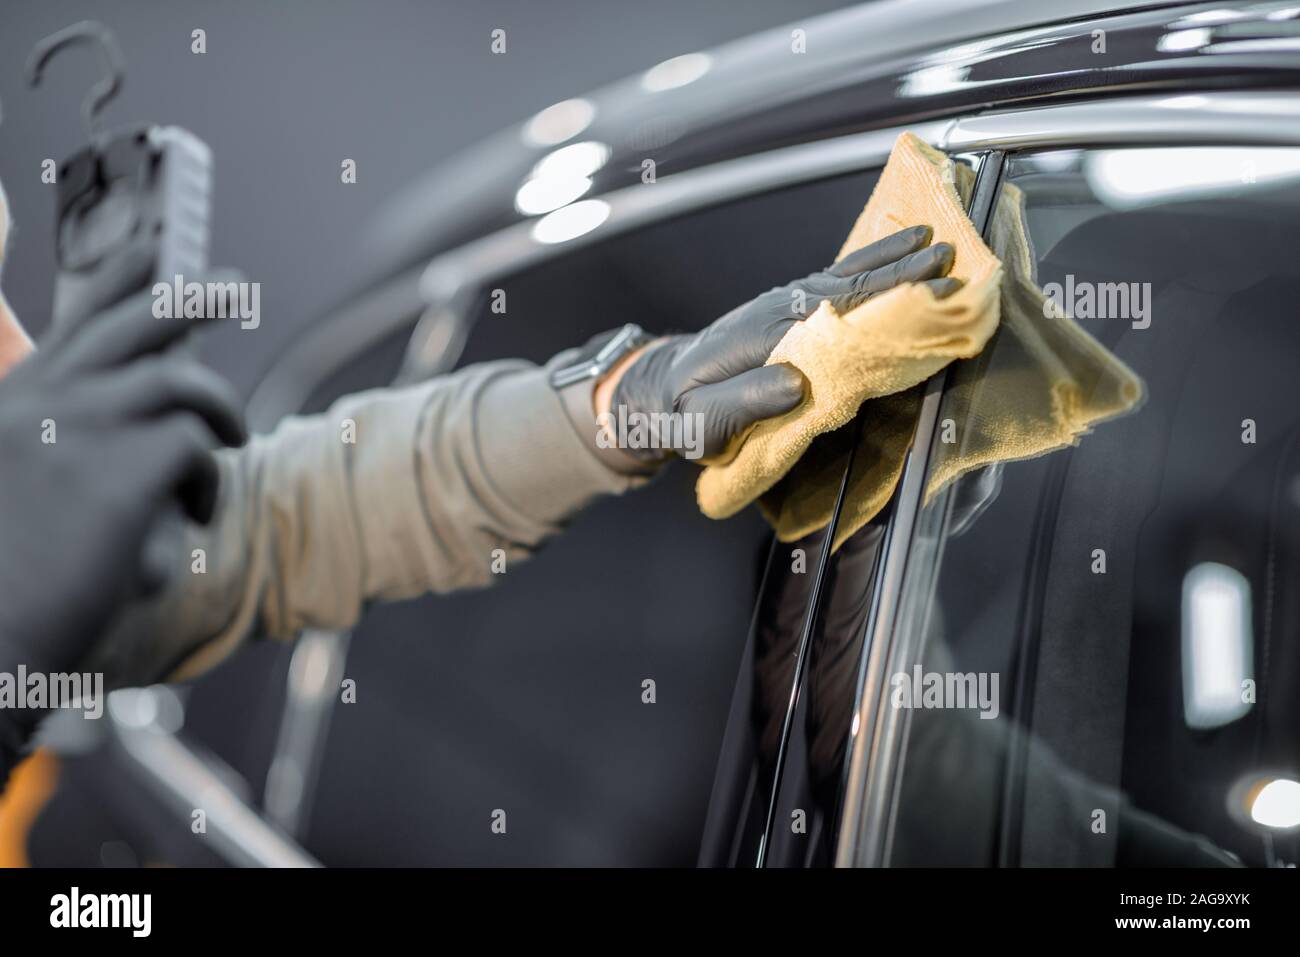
[[611, 225, 960, 462], [0, 287, 245, 750]]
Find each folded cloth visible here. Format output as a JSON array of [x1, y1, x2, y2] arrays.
[[696, 132, 1002, 533], [696, 131, 1144, 550]]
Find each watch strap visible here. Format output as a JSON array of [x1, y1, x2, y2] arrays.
[[548, 323, 653, 389]]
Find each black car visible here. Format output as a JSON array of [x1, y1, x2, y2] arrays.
[[50, 0, 1300, 868]]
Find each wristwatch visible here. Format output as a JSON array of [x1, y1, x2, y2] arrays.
[[548, 323, 660, 475], [548, 323, 655, 389]]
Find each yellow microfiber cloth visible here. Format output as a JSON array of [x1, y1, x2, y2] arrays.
[[696, 131, 1144, 550]]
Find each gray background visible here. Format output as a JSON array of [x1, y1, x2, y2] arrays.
[[1, 0, 848, 391]]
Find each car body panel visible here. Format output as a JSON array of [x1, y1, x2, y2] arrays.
[[362, 0, 1300, 277]]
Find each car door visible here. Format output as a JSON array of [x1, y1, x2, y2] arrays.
[[197, 123, 951, 865]]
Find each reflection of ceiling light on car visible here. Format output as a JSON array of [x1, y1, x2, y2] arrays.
[[1249, 778, 1300, 829], [1171, 8, 1252, 26], [1226, 773, 1300, 838], [108, 688, 160, 728], [897, 36, 1056, 97], [1157, 94, 1211, 109], [1086, 147, 1300, 209], [516, 141, 609, 216], [514, 175, 594, 215], [532, 140, 611, 180], [641, 52, 712, 92], [1157, 27, 1211, 51], [1181, 561, 1253, 730], [531, 199, 610, 245], [521, 98, 596, 147], [108, 686, 185, 733], [1024, 150, 1082, 173], [898, 63, 970, 97]]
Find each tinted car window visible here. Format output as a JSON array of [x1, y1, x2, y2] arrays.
[[884, 146, 1300, 867]]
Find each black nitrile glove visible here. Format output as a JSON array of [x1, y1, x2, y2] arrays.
[[0, 285, 245, 763], [612, 225, 960, 462]]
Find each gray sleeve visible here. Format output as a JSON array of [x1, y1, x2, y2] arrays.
[[95, 354, 655, 685]]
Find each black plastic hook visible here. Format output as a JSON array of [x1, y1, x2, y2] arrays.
[[27, 21, 125, 142]]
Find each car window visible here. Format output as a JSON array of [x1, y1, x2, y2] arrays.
[[882, 145, 1300, 867]]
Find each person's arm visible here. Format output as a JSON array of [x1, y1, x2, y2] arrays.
[[89, 225, 957, 688], [91, 348, 656, 685]]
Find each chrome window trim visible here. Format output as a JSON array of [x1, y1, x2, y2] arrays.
[[832, 375, 950, 869], [263, 629, 354, 838], [833, 152, 1005, 868], [108, 688, 320, 868], [834, 87, 1300, 868], [756, 419, 866, 868], [945, 90, 1300, 152]]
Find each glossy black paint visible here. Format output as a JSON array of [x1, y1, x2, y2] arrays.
[[364, 1, 1300, 278]]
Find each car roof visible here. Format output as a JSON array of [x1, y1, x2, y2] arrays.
[[367, 0, 1300, 277]]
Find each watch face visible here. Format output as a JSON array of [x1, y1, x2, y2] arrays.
[[552, 325, 647, 389]]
